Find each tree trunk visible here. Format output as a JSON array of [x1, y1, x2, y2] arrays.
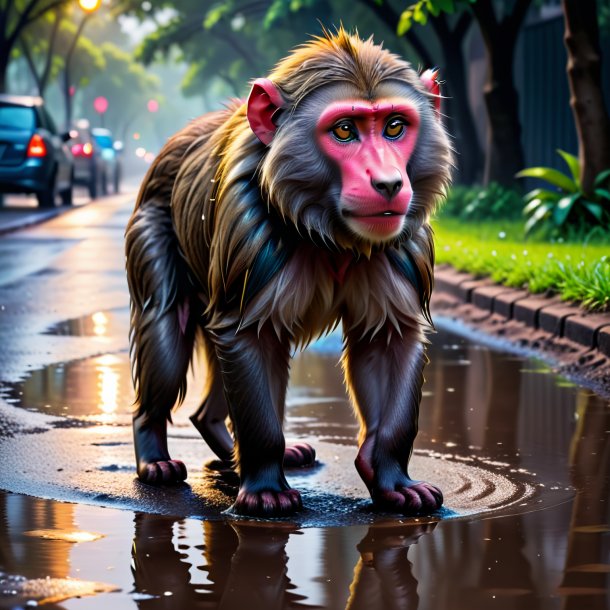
[[482, 37, 525, 187], [472, 0, 533, 187], [562, 0, 610, 195], [432, 14, 483, 184]]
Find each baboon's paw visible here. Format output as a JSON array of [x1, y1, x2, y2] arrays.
[[283, 443, 316, 468], [373, 481, 443, 515], [231, 488, 303, 517], [138, 459, 187, 485]]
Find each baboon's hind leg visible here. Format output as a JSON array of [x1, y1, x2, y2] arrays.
[[190, 335, 317, 470], [126, 201, 197, 485], [190, 335, 234, 467]]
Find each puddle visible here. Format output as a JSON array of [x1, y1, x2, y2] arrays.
[[0, 484, 608, 610], [0, 323, 606, 529], [42, 308, 130, 338], [0, 322, 608, 605]]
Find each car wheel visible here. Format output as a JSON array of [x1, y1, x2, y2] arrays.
[[88, 169, 98, 199], [114, 167, 121, 194], [37, 172, 56, 208], [61, 173, 74, 206], [101, 172, 108, 196]]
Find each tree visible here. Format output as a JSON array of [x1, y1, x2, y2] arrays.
[[562, 0, 610, 195], [398, 0, 533, 187], [470, 0, 533, 187], [80, 42, 161, 140], [0, 0, 70, 92], [18, 6, 62, 96]]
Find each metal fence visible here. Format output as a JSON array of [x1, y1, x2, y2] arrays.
[[516, 14, 610, 173]]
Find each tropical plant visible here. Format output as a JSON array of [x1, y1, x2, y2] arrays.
[[440, 183, 523, 221], [517, 150, 610, 236]]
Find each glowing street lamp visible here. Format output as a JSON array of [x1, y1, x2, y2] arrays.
[[78, 0, 102, 12]]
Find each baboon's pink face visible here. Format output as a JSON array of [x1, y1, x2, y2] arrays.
[[316, 99, 420, 242], [247, 72, 441, 245]]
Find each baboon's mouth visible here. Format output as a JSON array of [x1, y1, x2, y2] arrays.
[[343, 209, 404, 218]]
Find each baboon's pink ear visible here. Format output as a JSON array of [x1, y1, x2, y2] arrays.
[[420, 69, 441, 118], [247, 78, 285, 145]]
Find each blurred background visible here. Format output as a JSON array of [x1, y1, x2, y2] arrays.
[[0, 0, 609, 309], [1, 0, 608, 184]]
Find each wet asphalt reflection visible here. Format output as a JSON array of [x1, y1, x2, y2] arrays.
[[0, 195, 608, 609]]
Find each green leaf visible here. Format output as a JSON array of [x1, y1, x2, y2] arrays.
[[515, 167, 578, 192], [524, 202, 551, 235], [397, 10, 413, 35], [204, 4, 230, 29], [552, 194, 577, 227], [523, 188, 561, 203], [582, 201, 604, 221], [556, 149, 581, 187], [594, 188, 610, 202], [594, 169, 610, 187], [523, 198, 545, 216], [413, 5, 428, 24]]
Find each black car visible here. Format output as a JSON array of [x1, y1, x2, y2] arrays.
[[0, 94, 73, 207]]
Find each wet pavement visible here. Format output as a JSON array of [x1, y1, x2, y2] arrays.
[[0, 194, 608, 608]]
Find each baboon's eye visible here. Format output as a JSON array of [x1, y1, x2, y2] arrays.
[[331, 121, 358, 142], [384, 118, 407, 140]]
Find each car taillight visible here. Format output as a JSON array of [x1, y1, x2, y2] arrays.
[[27, 134, 47, 158], [71, 142, 93, 157]]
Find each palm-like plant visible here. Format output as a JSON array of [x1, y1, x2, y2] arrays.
[[516, 150, 610, 236]]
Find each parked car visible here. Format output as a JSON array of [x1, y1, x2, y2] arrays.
[[69, 119, 106, 199], [92, 127, 122, 194], [0, 94, 73, 207]]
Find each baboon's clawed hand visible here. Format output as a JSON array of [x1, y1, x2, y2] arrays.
[[125, 28, 452, 517]]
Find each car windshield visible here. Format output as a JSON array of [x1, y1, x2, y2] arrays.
[[0, 105, 35, 130], [93, 134, 114, 149]]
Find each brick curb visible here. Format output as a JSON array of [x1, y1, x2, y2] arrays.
[[433, 265, 610, 359]]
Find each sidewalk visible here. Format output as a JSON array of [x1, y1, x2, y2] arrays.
[[432, 264, 610, 357], [0, 204, 85, 235]]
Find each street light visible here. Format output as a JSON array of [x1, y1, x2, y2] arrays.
[[78, 0, 102, 11]]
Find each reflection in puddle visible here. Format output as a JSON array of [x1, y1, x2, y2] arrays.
[[43, 308, 129, 338], [1, 353, 135, 420], [0, 485, 609, 610], [0, 572, 119, 606], [24, 529, 104, 543]]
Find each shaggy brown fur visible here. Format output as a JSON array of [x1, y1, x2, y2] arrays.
[[125, 28, 452, 517]]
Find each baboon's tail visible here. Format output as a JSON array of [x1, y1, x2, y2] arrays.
[[125, 200, 198, 420]]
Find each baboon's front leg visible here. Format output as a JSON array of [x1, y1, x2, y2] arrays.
[[211, 324, 302, 517], [343, 324, 443, 514]]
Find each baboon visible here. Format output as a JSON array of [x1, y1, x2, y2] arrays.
[[125, 28, 452, 517]]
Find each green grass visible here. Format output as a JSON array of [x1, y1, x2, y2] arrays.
[[432, 218, 610, 312]]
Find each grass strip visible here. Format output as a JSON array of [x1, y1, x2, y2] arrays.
[[432, 218, 610, 312]]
